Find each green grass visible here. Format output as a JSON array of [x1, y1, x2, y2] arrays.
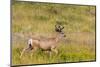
[[12, 1, 95, 33], [12, 41, 95, 65], [12, 1, 96, 66]]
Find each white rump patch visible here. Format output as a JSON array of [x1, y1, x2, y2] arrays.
[[28, 38, 33, 45]]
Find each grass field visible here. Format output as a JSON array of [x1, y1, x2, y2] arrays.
[[12, 0, 96, 66]]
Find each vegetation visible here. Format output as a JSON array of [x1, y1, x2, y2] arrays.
[[12, 1, 96, 66]]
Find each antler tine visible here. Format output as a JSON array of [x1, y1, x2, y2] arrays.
[[55, 25, 57, 28], [59, 25, 64, 30], [61, 26, 64, 30]]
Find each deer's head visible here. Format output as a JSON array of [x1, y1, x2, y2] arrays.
[[55, 24, 66, 37]]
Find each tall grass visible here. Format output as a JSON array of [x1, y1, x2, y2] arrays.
[[12, 41, 95, 65], [12, 1, 95, 33], [12, 1, 96, 65]]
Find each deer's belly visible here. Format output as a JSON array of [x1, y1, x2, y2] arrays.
[[39, 42, 55, 50]]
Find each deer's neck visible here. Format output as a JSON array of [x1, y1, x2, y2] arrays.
[[55, 36, 61, 43]]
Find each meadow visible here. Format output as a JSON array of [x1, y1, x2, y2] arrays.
[[12, 1, 96, 66]]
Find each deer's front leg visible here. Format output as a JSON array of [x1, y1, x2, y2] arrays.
[[51, 47, 58, 55]]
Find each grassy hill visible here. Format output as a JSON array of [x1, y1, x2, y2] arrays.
[[12, 1, 96, 66], [12, 1, 95, 33]]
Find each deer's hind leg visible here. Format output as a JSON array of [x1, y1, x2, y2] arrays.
[[20, 44, 33, 58], [30, 46, 38, 58]]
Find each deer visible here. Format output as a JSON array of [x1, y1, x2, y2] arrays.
[[20, 24, 66, 58]]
